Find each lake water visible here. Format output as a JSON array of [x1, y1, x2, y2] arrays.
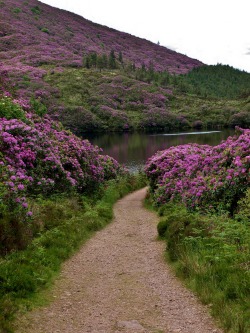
[[84, 129, 235, 171]]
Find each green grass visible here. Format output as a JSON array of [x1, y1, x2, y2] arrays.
[[151, 201, 250, 333], [0, 173, 147, 333]]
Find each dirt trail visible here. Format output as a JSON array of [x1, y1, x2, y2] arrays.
[[16, 188, 223, 333]]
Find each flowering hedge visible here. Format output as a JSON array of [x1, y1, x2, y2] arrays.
[[145, 128, 250, 213], [0, 108, 124, 219]]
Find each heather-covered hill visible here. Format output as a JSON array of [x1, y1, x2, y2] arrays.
[[0, 0, 249, 133], [0, 0, 202, 74]]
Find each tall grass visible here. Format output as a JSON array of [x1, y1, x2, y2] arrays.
[[0, 173, 146, 333], [155, 201, 250, 333]]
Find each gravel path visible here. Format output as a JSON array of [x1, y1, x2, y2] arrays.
[[15, 188, 223, 333]]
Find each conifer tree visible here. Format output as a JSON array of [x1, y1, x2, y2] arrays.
[[108, 50, 116, 69], [83, 54, 90, 68], [102, 54, 108, 68], [90, 52, 97, 67], [97, 54, 104, 71], [118, 51, 123, 63]]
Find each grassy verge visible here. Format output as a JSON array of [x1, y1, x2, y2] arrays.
[[152, 201, 250, 333], [0, 173, 146, 333]]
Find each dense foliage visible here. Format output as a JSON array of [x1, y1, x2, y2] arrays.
[[145, 128, 250, 214], [45, 69, 188, 133]]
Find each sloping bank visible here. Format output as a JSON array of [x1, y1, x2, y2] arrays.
[[145, 128, 250, 333]]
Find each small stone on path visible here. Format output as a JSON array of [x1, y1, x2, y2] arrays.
[[117, 319, 145, 331]]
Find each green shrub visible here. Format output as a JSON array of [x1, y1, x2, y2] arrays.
[[0, 97, 26, 120], [95, 202, 113, 222], [83, 210, 103, 231], [40, 27, 49, 34], [235, 188, 250, 223], [30, 98, 47, 116], [157, 218, 168, 237], [12, 7, 21, 14], [31, 6, 41, 15]]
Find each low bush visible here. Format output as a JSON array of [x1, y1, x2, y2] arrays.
[[229, 111, 250, 128], [0, 96, 26, 120]]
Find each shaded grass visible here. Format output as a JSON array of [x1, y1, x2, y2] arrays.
[[0, 173, 147, 333]]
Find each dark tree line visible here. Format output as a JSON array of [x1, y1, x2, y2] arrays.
[[176, 64, 250, 99], [133, 64, 250, 99]]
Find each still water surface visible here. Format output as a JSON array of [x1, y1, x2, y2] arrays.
[[84, 129, 235, 171]]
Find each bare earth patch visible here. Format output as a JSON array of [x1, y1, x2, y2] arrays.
[[15, 188, 223, 333]]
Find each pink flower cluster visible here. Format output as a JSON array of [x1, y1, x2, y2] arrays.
[[0, 111, 124, 216], [145, 128, 250, 213]]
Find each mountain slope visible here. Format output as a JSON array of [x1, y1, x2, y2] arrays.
[[0, 0, 202, 74], [0, 0, 249, 133]]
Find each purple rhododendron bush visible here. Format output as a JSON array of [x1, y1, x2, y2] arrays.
[[0, 96, 125, 250], [145, 127, 250, 214], [0, 115, 123, 209]]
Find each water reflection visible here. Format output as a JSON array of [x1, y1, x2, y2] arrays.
[[84, 129, 235, 170], [153, 131, 221, 136]]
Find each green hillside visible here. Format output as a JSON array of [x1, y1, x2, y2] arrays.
[[42, 65, 250, 133]]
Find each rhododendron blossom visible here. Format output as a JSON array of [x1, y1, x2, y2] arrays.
[[145, 128, 250, 213], [0, 108, 125, 218]]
